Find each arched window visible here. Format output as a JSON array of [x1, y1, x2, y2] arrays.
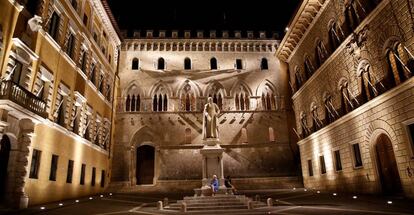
[[184, 58, 191, 70], [136, 94, 141, 111], [236, 59, 243, 70], [261, 58, 269, 70], [300, 113, 309, 138], [153, 95, 157, 111], [329, 22, 344, 51], [152, 94, 168, 112], [339, 80, 357, 115], [304, 56, 314, 78], [132, 58, 139, 70], [235, 92, 249, 111], [310, 104, 322, 132], [268, 127, 275, 142], [387, 43, 413, 85], [344, 0, 375, 31], [208, 93, 223, 110], [185, 128, 191, 144], [163, 94, 168, 111], [158, 57, 165, 70], [125, 95, 131, 111], [357, 61, 377, 102], [210, 57, 218, 70], [131, 95, 136, 111], [180, 84, 196, 111], [295, 68, 304, 90], [323, 94, 338, 125], [261, 86, 276, 111], [316, 41, 328, 67]]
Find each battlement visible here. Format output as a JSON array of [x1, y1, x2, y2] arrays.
[[121, 30, 280, 40]]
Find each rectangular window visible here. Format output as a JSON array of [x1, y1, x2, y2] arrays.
[[80, 52, 87, 72], [48, 12, 60, 40], [334, 150, 342, 171], [236, 59, 243, 70], [56, 96, 66, 127], [66, 33, 75, 59], [70, 0, 77, 10], [319, 155, 326, 174], [408, 123, 414, 156], [352, 143, 363, 167], [307, 159, 313, 177], [91, 167, 96, 186], [83, 14, 88, 26], [49, 154, 59, 181], [66, 160, 74, 183], [29, 149, 41, 179], [80, 163, 86, 185], [100, 170, 105, 188]]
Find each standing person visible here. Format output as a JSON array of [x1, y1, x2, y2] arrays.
[[225, 176, 237, 194], [210, 175, 219, 196]]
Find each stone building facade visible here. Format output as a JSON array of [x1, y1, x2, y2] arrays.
[[277, 0, 414, 197], [110, 30, 302, 192], [0, 0, 120, 208]]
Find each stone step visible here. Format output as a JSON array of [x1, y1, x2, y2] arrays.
[[184, 195, 245, 200], [165, 209, 269, 215], [171, 202, 246, 207], [178, 199, 244, 204], [167, 204, 249, 211]]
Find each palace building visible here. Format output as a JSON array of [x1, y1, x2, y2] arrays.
[[1, 0, 414, 210], [277, 0, 414, 198], [0, 0, 120, 208], [109, 30, 301, 193]]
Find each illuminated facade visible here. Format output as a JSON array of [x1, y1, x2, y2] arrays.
[[277, 0, 414, 197], [109, 30, 302, 193], [0, 0, 120, 208]]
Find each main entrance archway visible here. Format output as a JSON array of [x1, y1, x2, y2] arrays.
[[136, 145, 155, 185], [375, 134, 402, 195], [0, 135, 11, 201]]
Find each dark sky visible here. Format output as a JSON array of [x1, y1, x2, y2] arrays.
[[106, 0, 302, 37]]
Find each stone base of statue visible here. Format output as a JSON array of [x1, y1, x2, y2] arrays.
[[194, 138, 232, 196]]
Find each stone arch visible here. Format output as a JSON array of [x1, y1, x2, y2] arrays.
[[356, 59, 371, 77], [176, 79, 202, 98], [149, 81, 173, 98], [229, 80, 252, 97], [124, 82, 143, 97], [382, 36, 402, 57], [337, 77, 348, 90], [364, 119, 401, 192], [204, 80, 227, 97], [130, 126, 159, 147], [255, 79, 279, 97]]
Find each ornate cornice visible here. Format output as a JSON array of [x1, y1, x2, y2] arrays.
[[276, 0, 326, 62]]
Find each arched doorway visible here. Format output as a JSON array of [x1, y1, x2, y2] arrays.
[[375, 134, 402, 195], [0, 135, 11, 201], [136, 145, 155, 185]]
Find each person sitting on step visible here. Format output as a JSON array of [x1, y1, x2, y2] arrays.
[[225, 175, 237, 194], [210, 175, 219, 196]]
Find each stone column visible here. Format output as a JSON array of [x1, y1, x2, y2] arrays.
[[13, 119, 34, 209]]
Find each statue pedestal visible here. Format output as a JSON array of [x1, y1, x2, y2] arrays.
[[196, 138, 229, 196]]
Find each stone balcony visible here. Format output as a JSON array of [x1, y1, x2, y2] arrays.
[[0, 80, 48, 119]]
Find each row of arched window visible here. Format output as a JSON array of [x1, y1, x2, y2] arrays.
[[293, 0, 382, 91], [131, 57, 269, 71], [299, 47, 413, 139], [123, 94, 280, 112]]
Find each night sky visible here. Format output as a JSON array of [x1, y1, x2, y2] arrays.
[[106, 0, 302, 37]]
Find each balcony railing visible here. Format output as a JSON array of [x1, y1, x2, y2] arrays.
[[0, 81, 47, 118]]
